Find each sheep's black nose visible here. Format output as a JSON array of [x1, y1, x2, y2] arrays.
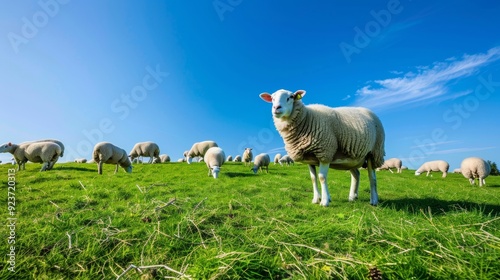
[[274, 105, 282, 110]]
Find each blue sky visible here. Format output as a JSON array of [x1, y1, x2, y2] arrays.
[[1, 0, 499, 170]]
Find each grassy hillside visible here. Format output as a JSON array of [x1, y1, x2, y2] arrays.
[[1, 162, 499, 279]]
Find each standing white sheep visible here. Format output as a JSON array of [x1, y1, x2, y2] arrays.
[[186, 141, 218, 164], [251, 153, 270, 174], [260, 89, 385, 207], [460, 157, 491, 186], [74, 158, 87, 163], [273, 153, 282, 165], [204, 147, 225, 179], [0, 142, 61, 171], [233, 155, 242, 162], [129, 141, 160, 164], [279, 155, 295, 166], [415, 160, 449, 178], [93, 142, 132, 175], [242, 148, 253, 166], [226, 155, 233, 162], [453, 168, 461, 174], [377, 158, 402, 173]]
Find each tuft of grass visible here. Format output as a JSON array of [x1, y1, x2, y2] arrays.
[[1, 162, 499, 279]]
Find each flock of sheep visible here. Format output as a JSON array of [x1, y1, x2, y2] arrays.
[[0, 89, 494, 207]]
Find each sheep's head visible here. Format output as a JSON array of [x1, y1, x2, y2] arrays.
[[211, 166, 221, 179], [260, 89, 306, 119], [0, 142, 14, 153]]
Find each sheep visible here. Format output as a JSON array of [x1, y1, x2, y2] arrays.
[[415, 160, 449, 178], [242, 148, 253, 166], [377, 158, 402, 173], [158, 154, 170, 163], [74, 158, 87, 163], [186, 141, 218, 164], [87, 159, 95, 163], [132, 158, 143, 164], [129, 141, 160, 164], [93, 142, 132, 175], [22, 139, 65, 157], [453, 168, 461, 174], [0, 142, 61, 171], [273, 153, 282, 165], [460, 157, 491, 186], [177, 158, 185, 163], [279, 155, 294, 166], [204, 147, 225, 179], [226, 155, 233, 162], [401, 166, 408, 170], [234, 155, 242, 162], [260, 89, 385, 207], [251, 153, 270, 174]]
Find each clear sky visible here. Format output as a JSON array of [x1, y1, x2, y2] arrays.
[[1, 0, 499, 170]]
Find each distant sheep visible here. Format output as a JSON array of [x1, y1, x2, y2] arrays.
[[74, 158, 87, 163], [279, 155, 294, 166], [415, 160, 449, 178], [377, 158, 402, 173], [226, 155, 233, 162], [401, 166, 408, 170], [129, 141, 160, 164], [251, 153, 270, 174], [204, 147, 225, 179], [273, 153, 282, 165], [0, 142, 61, 171], [260, 89, 385, 207], [460, 157, 491, 186], [186, 141, 218, 164], [453, 168, 461, 174], [234, 155, 242, 162], [93, 142, 132, 175], [132, 158, 143, 164], [242, 148, 253, 166]]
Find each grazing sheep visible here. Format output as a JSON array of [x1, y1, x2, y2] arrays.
[[74, 158, 87, 163], [177, 158, 185, 163], [415, 160, 449, 178], [93, 142, 132, 175], [274, 153, 282, 165], [460, 157, 491, 186], [204, 147, 225, 179], [453, 168, 461, 174], [279, 155, 294, 166], [401, 166, 408, 170], [251, 153, 270, 174], [22, 139, 65, 157], [87, 159, 95, 163], [0, 142, 61, 171], [132, 158, 143, 164], [186, 141, 218, 164], [234, 155, 242, 162], [260, 89, 385, 207], [129, 141, 160, 164], [377, 158, 402, 173], [152, 154, 170, 163], [242, 148, 253, 166], [226, 155, 233, 162]]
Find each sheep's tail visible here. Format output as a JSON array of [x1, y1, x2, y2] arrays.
[[370, 118, 386, 168]]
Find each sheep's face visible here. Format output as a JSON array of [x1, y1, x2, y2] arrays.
[[0, 142, 14, 153], [260, 89, 306, 119], [211, 166, 220, 178]]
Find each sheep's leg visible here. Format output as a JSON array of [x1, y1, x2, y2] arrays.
[[388, 168, 394, 174], [480, 178, 485, 187], [97, 162, 103, 175], [114, 164, 119, 174], [426, 170, 430, 176], [349, 168, 360, 201], [207, 168, 211, 177], [442, 171, 447, 178], [309, 165, 321, 204], [469, 178, 474, 185], [41, 162, 50, 171], [318, 163, 331, 207], [366, 159, 379, 206], [148, 156, 153, 164]]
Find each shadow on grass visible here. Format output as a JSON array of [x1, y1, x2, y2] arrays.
[[382, 197, 500, 216], [225, 172, 257, 178], [56, 166, 95, 172]]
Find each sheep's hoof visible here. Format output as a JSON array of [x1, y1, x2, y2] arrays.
[[312, 198, 320, 204], [320, 201, 329, 207]]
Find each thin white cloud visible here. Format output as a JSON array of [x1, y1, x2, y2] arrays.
[[410, 140, 460, 149], [431, 146, 496, 155], [354, 47, 500, 110], [342, 94, 351, 101]]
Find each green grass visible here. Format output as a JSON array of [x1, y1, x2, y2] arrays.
[[1, 162, 500, 279]]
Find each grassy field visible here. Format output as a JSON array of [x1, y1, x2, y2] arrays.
[[1, 161, 499, 279]]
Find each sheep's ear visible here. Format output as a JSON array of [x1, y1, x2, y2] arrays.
[[8, 142, 12, 146], [259, 93, 273, 103], [293, 90, 306, 100]]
